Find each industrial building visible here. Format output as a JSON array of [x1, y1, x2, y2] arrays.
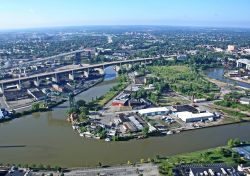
[[111, 92, 130, 106], [176, 111, 214, 123], [239, 97, 250, 105], [3, 90, 30, 101], [233, 145, 250, 160], [174, 164, 241, 176], [237, 58, 250, 70], [133, 76, 146, 85], [138, 107, 169, 116], [27, 88, 46, 101], [114, 113, 147, 134]]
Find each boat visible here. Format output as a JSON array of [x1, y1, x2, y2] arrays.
[[105, 138, 111, 142], [79, 133, 84, 137], [167, 131, 173, 135]]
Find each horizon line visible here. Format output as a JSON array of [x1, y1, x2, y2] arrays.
[[1, 24, 250, 32]]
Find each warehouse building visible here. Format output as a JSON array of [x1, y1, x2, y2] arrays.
[[176, 111, 214, 123], [138, 107, 169, 116], [27, 88, 46, 101]]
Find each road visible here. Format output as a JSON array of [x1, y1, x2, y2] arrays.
[[7, 49, 86, 69], [32, 163, 159, 176], [0, 57, 160, 85]]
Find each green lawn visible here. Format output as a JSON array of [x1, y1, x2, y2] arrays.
[[158, 96, 190, 106], [97, 83, 127, 107], [157, 145, 248, 175]]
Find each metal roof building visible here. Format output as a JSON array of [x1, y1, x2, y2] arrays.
[[138, 107, 169, 116], [176, 111, 214, 123]]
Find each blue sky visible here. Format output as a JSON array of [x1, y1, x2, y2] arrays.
[[0, 0, 250, 29]]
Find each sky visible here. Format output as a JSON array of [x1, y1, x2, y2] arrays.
[[0, 0, 250, 29]]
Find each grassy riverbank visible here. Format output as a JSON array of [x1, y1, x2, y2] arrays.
[[94, 75, 128, 107], [157, 140, 250, 175]]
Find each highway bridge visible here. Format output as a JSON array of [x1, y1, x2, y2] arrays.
[[6, 49, 86, 69], [23, 49, 85, 65], [0, 57, 168, 92]]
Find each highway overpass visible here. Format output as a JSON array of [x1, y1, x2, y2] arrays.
[[0, 57, 162, 90]]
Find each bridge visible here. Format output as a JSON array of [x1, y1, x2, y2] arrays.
[[23, 49, 85, 65], [6, 49, 86, 70], [0, 57, 169, 92]]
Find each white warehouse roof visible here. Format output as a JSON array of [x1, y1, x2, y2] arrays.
[[176, 111, 214, 122], [138, 107, 169, 115], [128, 116, 143, 130], [237, 59, 250, 65]]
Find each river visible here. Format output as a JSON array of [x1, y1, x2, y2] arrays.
[[0, 67, 250, 167], [204, 67, 250, 89]]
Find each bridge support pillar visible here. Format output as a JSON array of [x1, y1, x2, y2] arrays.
[[83, 70, 89, 78], [52, 74, 58, 83], [0, 84, 4, 94], [17, 84, 22, 90], [34, 77, 40, 87], [115, 65, 121, 72], [69, 74, 74, 81]]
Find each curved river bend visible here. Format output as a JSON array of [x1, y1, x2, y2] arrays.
[[0, 67, 250, 167], [204, 67, 250, 89]]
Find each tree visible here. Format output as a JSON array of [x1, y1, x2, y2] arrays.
[[38, 164, 44, 169], [142, 126, 149, 136], [149, 93, 158, 103], [67, 107, 79, 115], [140, 158, 145, 164], [227, 138, 241, 148], [234, 138, 241, 146], [32, 103, 40, 111], [79, 106, 89, 116], [46, 165, 51, 170], [227, 139, 234, 148], [31, 164, 36, 169], [54, 165, 61, 172], [76, 100, 86, 107]]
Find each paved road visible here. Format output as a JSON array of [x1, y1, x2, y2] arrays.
[[65, 164, 159, 176], [31, 164, 159, 176]]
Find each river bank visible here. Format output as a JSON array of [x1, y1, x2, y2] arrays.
[[68, 66, 249, 142], [1, 67, 250, 167], [0, 77, 104, 124], [224, 72, 250, 85], [204, 67, 250, 89]]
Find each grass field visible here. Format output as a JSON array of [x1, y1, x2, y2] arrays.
[[157, 144, 249, 175], [148, 65, 219, 98]]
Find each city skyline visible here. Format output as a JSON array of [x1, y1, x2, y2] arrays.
[[0, 0, 250, 29]]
